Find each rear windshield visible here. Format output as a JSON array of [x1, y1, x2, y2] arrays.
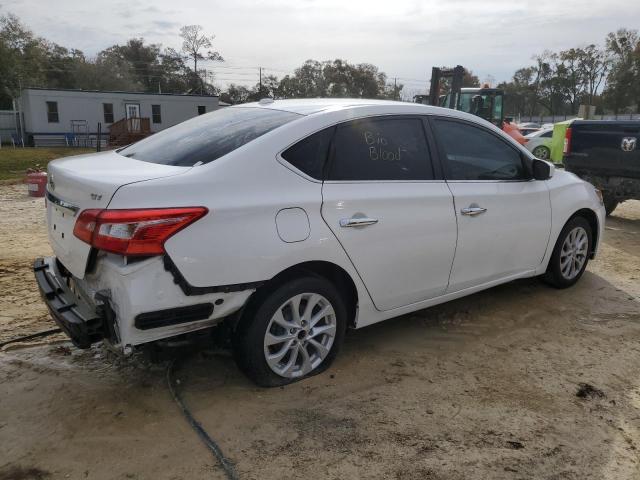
[[117, 107, 301, 166]]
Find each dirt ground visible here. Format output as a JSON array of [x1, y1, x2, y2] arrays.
[[1, 182, 639, 480]]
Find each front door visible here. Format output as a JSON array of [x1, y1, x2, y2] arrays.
[[321, 116, 457, 311], [430, 117, 552, 292], [125, 103, 141, 131]]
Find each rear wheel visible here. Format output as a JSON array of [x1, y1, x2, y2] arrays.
[[532, 145, 550, 160], [543, 216, 592, 288], [233, 276, 347, 387]]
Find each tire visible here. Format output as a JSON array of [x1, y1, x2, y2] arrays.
[[543, 216, 592, 289], [232, 275, 347, 387], [532, 145, 551, 160], [603, 196, 619, 217]]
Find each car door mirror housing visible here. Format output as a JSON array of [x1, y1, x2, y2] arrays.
[[532, 158, 553, 180]]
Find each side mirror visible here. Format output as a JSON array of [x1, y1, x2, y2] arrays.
[[532, 158, 553, 180]]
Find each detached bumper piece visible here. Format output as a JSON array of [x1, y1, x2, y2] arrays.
[[33, 257, 104, 349]]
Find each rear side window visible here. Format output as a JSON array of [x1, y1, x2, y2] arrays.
[[433, 119, 527, 181], [328, 117, 433, 181], [281, 127, 334, 179], [540, 130, 552, 138], [118, 107, 300, 166]]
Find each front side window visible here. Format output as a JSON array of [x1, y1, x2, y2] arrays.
[[46, 101, 59, 123], [151, 104, 162, 124], [103, 103, 114, 123], [118, 107, 300, 166], [327, 117, 433, 181], [281, 127, 334, 179], [433, 119, 527, 181]]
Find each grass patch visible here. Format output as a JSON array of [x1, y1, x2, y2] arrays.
[[0, 147, 94, 183]]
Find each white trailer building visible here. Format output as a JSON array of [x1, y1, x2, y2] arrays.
[[16, 88, 220, 146]]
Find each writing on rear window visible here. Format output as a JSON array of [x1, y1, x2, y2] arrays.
[[328, 117, 433, 181], [364, 130, 406, 162]]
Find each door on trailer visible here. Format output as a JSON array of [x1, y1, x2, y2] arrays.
[[430, 117, 551, 293], [320, 116, 457, 311], [125, 103, 141, 131]]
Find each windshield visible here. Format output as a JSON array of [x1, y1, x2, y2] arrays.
[[118, 107, 301, 166], [458, 92, 503, 125]]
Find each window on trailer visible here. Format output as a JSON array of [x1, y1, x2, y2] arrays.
[[103, 103, 114, 123], [198, 105, 206, 115], [46, 101, 59, 123], [152, 104, 162, 124]]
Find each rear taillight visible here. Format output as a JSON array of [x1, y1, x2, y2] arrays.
[[73, 207, 208, 256], [563, 127, 572, 155]]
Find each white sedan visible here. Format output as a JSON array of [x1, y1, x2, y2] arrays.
[[35, 99, 605, 386]]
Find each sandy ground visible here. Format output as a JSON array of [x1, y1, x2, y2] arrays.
[[1, 183, 640, 480]]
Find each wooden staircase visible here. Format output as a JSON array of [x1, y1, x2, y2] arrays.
[[109, 117, 152, 146]]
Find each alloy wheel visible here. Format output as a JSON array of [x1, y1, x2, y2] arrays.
[[263, 293, 336, 378], [559, 226, 588, 280], [533, 145, 550, 159]]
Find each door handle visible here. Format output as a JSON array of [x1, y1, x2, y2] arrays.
[[339, 217, 379, 228], [461, 205, 487, 216]]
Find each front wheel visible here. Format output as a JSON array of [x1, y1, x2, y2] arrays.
[[543, 216, 592, 289], [232, 276, 347, 387]]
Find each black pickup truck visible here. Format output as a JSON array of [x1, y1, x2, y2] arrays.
[[563, 120, 640, 215]]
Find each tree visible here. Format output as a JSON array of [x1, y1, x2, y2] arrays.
[[179, 25, 223, 94], [179, 25, 223, 75], [578, 44, 609, 106], [254, 74, 280, 99], [463, 69, 480, 87], [97, 39, 200, 94], [100, 39, 163, 91], [532, 51, 565, 116], [220, 83, 252, 104], [0, 13, 89, 106], [72, 55, 140, 92], [558, 48, 585, 113], [604, 28, 639, 113], [499, 67, 535, 117]]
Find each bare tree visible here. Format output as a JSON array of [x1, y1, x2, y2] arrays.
[[179, 25, 223, 74]]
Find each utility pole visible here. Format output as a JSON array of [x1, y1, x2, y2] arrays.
[[259, 67, 262, 94], [394, 77, 397, 100]]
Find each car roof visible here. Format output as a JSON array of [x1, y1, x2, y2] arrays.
[[232, 97, 480, 119], [526, 127, 553, 137]]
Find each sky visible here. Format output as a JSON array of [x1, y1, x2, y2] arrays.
[[3, 0, 639, 97]]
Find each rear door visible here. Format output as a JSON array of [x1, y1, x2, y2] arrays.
[[320, 116, 457, 311], [430, 117, 551, 292]]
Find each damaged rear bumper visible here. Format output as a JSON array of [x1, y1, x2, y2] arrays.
[[33, 257, 109, 348]]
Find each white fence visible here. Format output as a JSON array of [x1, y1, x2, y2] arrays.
[[517, 113, 640, 124]]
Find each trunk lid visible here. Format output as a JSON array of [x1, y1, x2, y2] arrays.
[[46, 150, 190, 278]]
